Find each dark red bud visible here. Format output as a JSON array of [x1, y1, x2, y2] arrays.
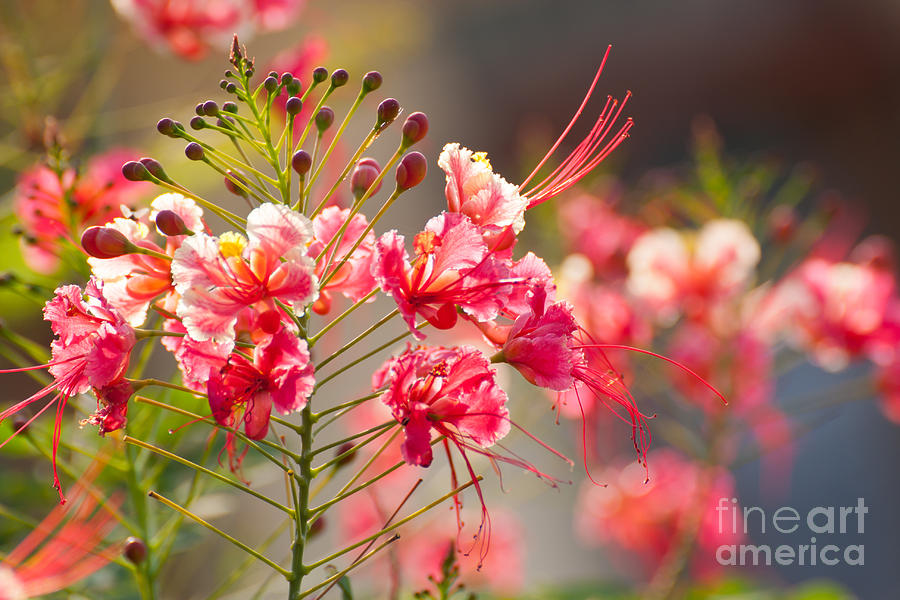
[[292, 150, 312, 176], [202, 100, 219, 116], [139, 158, 167, 181], [155, 210, 192, 236], [334, 442, 357, 468], [222, 101, 238, 113], [401, 112, 428, 147], [331, 69, 349, 88], [189, 116, 206, 130], [11, 416, 29, 434], [225, 82, 238, 94], [350, 159, 381, 199], [395, 151, 427, 190], [124, 537, 148, 564], [362, 71, 382, 93], [767, 205, 797, 244], [309, 515, 326, 538], [194, 103, 205, 116], [376, 98, 400, 128], [224, 170, 248, 197], [286, 79, 301, 96], [264, 76, 278, 94], [312, 67, 328, 84], [185, 143, 204, 161], [122, 161, 151, 182], [82, 226, 134, 259], [156, 118, 179, 137], [285, 96, 303, 116], [315, 107, 335, 132], [280, 72, 293, 85]]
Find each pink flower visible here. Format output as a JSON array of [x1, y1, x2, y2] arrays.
[[626, 219, 761, 322], [438, 143, 527, 252], [378, 345, 510, 468], [1, 278, 135, 496], [764, 250, 899, 371], [161, 319, 232, 393], [171, 203, 317, 343], [208, 328, 314, 469], [575, 449, 742, 578], [14, 150, 146, 273], [374, 212, 511, 338], [559, 192, 645, 279], [250, 0, 305, 31], [88, 193, 205, 326], [0, 461, 121, 598], [309, 206, 377, 314]]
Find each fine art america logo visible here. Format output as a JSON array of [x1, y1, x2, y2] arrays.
[[715, 497, 867, 566]]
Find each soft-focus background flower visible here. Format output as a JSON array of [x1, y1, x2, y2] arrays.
[[2, 1, 900, 598]]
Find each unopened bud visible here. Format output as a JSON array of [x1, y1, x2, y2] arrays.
[[82, 226, 134, 259], [224, 170, 248, 197], [123, 537, 148, 565], [138, 158, 167, 181], [285, 96, 303, 116], [362, 71, 382, 93], [286, 79, 301, 96], [156, 118, 179, 137], [122, 161, 152, 182], [376, 98, 401, 129], [202, 100, 219, 116], [11, 416, 29, 433], [264, 76, 278, 94], [185, 143, 204, 161], [395, 152, 427, 190], [280, 72, 293, 85], [334, 442, 357, 469], [194, 103, 205, 116], [292, 150, 312, 176], [222, 101, 238, 113], [309, 515, 326, 538], [219, 79, 229, 90], [768, 205, 797, 244], [401, 112, 428, 147], [315, 107, 335, 133], [331, 69, 349, 88], [350, 158, 381, 199], [189, 116, 206, 130], [155, 210, 192, 236], [312, 67, 328, 84], [225, 82, 237, 94]]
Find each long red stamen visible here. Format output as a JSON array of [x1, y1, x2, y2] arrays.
[[520, 45, 633, 208]]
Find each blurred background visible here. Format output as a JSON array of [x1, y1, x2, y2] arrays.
[[2, 1, 900, 598]]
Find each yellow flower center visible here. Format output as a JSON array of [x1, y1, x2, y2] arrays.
[[218, 231, 248, 258]]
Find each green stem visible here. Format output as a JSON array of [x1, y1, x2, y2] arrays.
[[287, 401, 316, 598], [124, 436, 292, 514], [149, 490, 291, 578], [298, 535, 399, 599], [125, 442, 158, 600], [308, 288, 379, 346], [314, 309, 398, 371]]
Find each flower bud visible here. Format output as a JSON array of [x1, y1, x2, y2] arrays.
[[224, 170, 248, 197], [280, 72, 293, 85], [334, 442, 357, 469], [376, 98, 400, 129], [156, 118, 179, 137], [139, 158, 167, 181], [315, 107, 335, 133], [123, 537, 148, 565], [286, 79, 301, 96], [309, 515, 326, 538], [312, 66, 328, 84], [11, 416, 29, 434], [264, 76, 278, 94], [331, 68, 349, 88], [362, 71, 382, 93], [401, 112, 428, 147], [189, 116, 206, 130], [194, 103, 205, 116], [350, 158, 381, 199], [202, 100, 219, 116], [395, 151, 427, 190], [225, 82, 238, 94], [219, 79, 229, 90], [81, 226, 134, 259], [185, 142, 204, 161], [292, 150, 312, 176], [285, 96, 303, 116], [122, 161, 152, 182], [155, 210, 192, 236], [767, 205, 797, 244], [222, 101, 238, 113]]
